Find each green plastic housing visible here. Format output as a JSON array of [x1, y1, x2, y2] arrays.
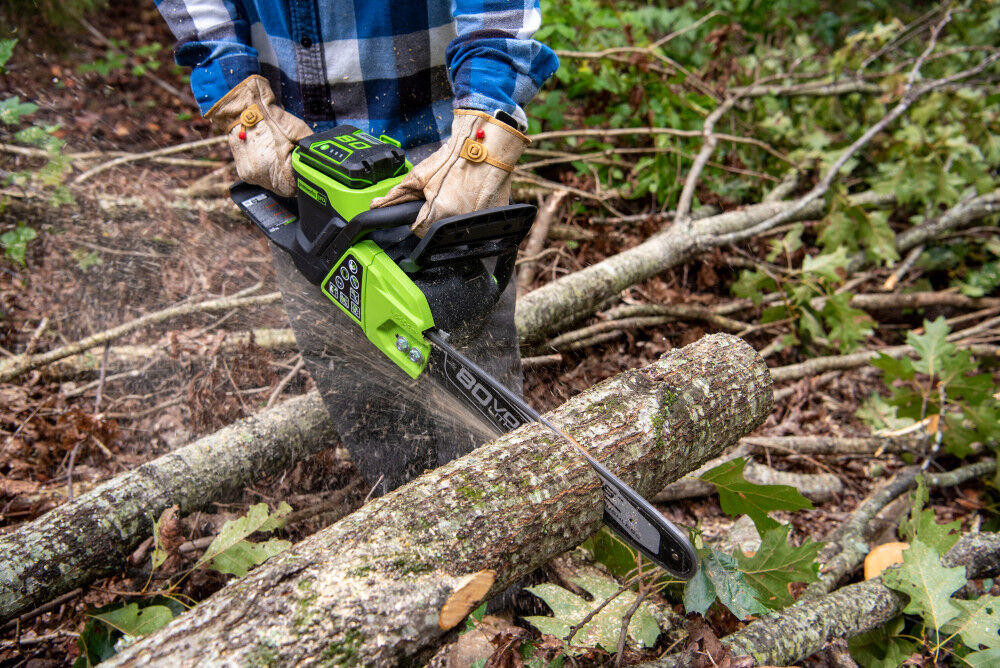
[[320, 240, 434, 379], [291, 149, 412, 222]]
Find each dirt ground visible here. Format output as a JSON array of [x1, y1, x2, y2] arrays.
[[0, 3, 991, 666]]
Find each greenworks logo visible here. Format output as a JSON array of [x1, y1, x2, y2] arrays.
[[297, 179, 327, 206]]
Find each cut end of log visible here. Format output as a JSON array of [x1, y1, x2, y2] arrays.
[[864, 541, 909, 580], [438, 569, 496, 631]]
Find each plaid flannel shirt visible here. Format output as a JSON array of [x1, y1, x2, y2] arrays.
[[155, 0, 558, 158]]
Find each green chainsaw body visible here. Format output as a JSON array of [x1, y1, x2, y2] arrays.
[[230, 125, 535, 379]]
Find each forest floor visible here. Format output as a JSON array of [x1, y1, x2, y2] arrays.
[[0, 3, 988, 667]]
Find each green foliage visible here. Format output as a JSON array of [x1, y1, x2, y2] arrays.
[[899, 477, 960, 555], [735, 525, 821, 609], [73, 598, 183, 667], [77, 39, 164, 78], [1, 222, 38, 265], [582, 526, 653, 580], [858, 317, 1000, 458], [524, 573, 659, 653], [683, 547, 769, 620], [0, 39, 73, 204], [882, 539, 967, 639], [90, 603, 175, 637], [194, 502, 292, 577], [733, 243, 875, 352], [849, 617, 918, 668], [698, 457, 813, 533]]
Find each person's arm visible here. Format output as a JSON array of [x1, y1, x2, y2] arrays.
[[446, 0, 560, 129], [154, 0, 261, 114]]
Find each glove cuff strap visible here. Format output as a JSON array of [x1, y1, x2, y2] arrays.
[[459, 138, 516, 172]]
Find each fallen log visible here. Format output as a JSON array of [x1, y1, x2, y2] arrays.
[[107, 333, 772, 667], [0, 393, 337, 624]]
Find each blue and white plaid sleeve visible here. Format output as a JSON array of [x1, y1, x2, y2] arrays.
[[447, 0, 560, 128], [154, 0, 261, 115]]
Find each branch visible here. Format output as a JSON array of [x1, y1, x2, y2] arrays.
[[0, 290, 281, 383], [0, 392, 337, 624]]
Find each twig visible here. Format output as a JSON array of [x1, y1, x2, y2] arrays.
[[770, 341, 1000, 384], [529, 127, 794, 166], [565, 574, 640, 646], [0, 290, 281, 383], [65, 441, 84, 502], [266, 355, 304, 409], [23, 317, 48, 356], [882, 244, 923, 290], [521, 353, 563, 368], [0, 589, 83, 633], [601, 303, 751, 333], [615, 579, 652, 667], [518, 190, 569, 295], [0, 630, 79, 649], [73, 136, 227, 184], [675, 96, 740, 224], [93, 343, 111, 414]]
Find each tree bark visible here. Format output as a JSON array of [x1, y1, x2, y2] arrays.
[[107, 333, 772, 667], [0, 392, 337, 625]]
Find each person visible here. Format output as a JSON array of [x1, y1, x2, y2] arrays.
[[156, 0, 559, 492]]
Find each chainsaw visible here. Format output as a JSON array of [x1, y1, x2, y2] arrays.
[[231, 126, 697, 579]]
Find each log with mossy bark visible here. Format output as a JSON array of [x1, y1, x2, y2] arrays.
[[0, 393, 337, 625], [106, 333, 772, 667]]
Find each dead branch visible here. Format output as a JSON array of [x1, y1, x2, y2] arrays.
[[517, 190, 569, 295], [0, 290, 282, 383], [72, 136, 227, 184], [106, 334, 772, 667], [0, 392, 337, 624]]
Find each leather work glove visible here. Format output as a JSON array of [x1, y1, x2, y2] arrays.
[[205, 75, 311, 198], [370, 109, 529, 237]]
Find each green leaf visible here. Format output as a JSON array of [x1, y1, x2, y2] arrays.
[[0, 96, 37, 125], [735, 525, 821, 609], [900, 477, 960, 554], [731, 270, 777, 306], [907, 317, 954, 378], [524, 573, 660, 653], [209, 537, 292, 577], [967, 648, 1000, 667], [699, 458, 813, 533], [74, 615, 118, 667], [1, 222, 38, 265], [683, 548, 769, 620], [882, 539, 966, 633], [91, 603, 174, 637], [195, 502, 291, 573], [848, 616, 918, 668], [871, 353, 915, 385], [582, 527, 643, 580], [0, 39, 16, 71], [942, 595, 1000, 650], [821, 292, 873, 352], [801, 247, 849, 283]]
